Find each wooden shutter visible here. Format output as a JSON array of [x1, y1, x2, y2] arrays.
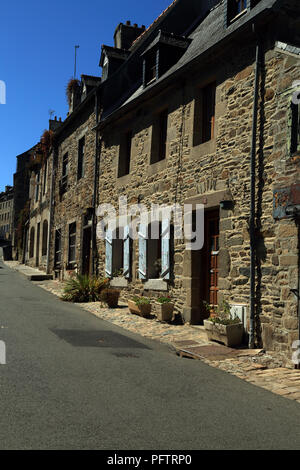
[[105, 228, 113, 278], [161, 219, 170, 280], [138, 223, 147, 280], [123, 225, 131, 279]]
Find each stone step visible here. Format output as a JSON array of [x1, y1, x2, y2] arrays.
[[4, 262, 53, 281]]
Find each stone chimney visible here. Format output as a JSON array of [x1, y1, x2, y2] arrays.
[[49, 116, 63, 131], [114, 21, 146, 50]]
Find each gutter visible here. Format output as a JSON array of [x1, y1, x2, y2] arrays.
[[249, 28, 263, 349]]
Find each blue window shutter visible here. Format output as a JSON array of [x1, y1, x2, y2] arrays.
[[161, 219, 170, 280], [138, 223, 147, 280], [105, 229, 113, 278], [123, 225, 131, 279]]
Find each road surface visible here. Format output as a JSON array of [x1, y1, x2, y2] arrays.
[[0, 253, 300, 449]]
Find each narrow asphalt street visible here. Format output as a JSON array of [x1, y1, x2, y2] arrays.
[[0, 253, 300, 450]]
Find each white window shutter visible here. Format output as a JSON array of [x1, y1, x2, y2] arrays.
[[123, 225, 131, 279], [138, 223, 147, 280], [161, 219, 170, 280], [105, 228, 113, 278]]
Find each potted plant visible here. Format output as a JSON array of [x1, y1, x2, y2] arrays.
[[100, 288, 120, 308], [61, 275, 109, 303], [128, 296, 152, 318], [156, 296, 174, 322], [203, 301, 243, 347]]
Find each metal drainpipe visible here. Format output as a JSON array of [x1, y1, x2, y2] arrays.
[[297, 220, 300, 369], [46, 146, 57, 275], [249, 31, 262, 349], [92, 91, 99, 276]]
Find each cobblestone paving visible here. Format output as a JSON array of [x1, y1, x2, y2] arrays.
[[4, 267, 300, 406]]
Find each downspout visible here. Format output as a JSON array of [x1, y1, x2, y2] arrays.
[[46, 146, 57, 275], [297, 218, 300, 369], [92, 90, 100, 275], [22, 220, 29, 265], [249, 29, 262, 349]]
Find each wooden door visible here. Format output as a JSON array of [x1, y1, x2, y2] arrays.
[[36, 223, 40, 267], [204, 211, 219, 308], [82, 227, 92, 276]]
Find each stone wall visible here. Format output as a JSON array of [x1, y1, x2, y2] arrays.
[[50, 103, 96, 279], [0, 189, 14, 241], [27, 155, 52, 270], [97, 38, 300, 351]]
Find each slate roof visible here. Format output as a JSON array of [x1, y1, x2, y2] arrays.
[[100, 0, 284, 125]]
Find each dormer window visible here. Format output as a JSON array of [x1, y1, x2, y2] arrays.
[[144, 49, 158, 86], [102, 55, 109, 81], [227, 0, 248, 25], [142, 31, 191, 88], [100, 46, 130, 81]]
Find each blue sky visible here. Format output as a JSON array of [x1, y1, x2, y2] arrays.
[[0, 0, 172, 192]]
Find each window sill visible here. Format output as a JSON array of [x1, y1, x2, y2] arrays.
[[228, 9, 247, 25], [66, 263, 77, 271], [145, 77, 157, 87], [110, 277, 128, 288], [147, 158, 167, 176], [116, 173, 131, 186], [144, 279, 168, 291], [191, 138, 216, 160]]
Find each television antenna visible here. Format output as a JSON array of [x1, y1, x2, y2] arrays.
[[74, 45, 80, 78]]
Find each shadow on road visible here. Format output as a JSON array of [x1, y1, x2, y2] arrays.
[[50, 328, 152, 349]]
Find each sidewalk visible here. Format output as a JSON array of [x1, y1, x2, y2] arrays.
[[4, 260, 300, 405], [4, 261, 53, 281]]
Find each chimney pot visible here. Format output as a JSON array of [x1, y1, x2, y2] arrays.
[[134, 23, 138, 27], [126, 20, 131, 25]]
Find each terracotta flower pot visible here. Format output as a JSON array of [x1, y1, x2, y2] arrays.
[[128, 300, 152, 318], [101, 288, 120, 308]]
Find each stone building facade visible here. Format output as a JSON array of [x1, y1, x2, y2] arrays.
[[0, 186, 14, 242], [12, 0, 300, 355], [48, 75, 101, 279], [26, 143, 53, 270], [12, 146, 37, 262], [95, 0, 300, 352]]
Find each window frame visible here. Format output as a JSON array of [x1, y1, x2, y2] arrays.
[[61, 152, 69, 193], [42, 220, 48, 257], [77, 136, 85, 180], [42, 159, 48, 196], [291, 101, 300, 155], [151, 109, 169, 164], [54, 229, 62, 268], [68, 222, 77, 267], [144, 48, 159, 87], [193, 82, 216, 147], [29, 227, 35, 259], [227, 0, 248, 25], [118, 130, 132, 178], [35, 170, 40, 203]]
